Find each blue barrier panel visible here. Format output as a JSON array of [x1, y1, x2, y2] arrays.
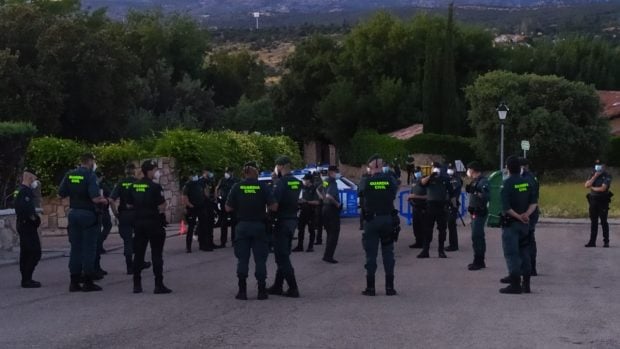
[[339, 189, 359, 218], [398, 190, 413, 225]]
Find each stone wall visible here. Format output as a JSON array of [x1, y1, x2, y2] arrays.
[[0, 210, 18, 251], [39, 157, 183, 236]]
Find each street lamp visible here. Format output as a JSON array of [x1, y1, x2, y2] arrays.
[[497, 102, 509, 171]]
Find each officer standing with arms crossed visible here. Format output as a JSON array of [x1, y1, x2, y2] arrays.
[[359, 154, 399, 296], [464, 162, 489, 271], [585, 160, 613, 248], [14, 169, 42, 288], [520, 158, 540, 275], [499, 156, 538, 294], [129, 160, 171, 294], [408, 166, 426, 249], [294, 173, 320, 252], [59, 153, 108, 292], [216, 167, 239, 247], [268, 156, 302, 297], [417, 162, 455, 259], [445, 164, 462, 252], [322, 165, 342, 264], [226, 161, 277, 300], [110, 163, 151, 275]]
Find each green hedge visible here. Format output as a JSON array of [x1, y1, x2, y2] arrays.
[[608, 136, 620, 166], [25, 129, 303, 195], [404, 133, 476, 165]]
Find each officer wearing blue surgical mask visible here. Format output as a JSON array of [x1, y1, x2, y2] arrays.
[[585, 160, 613, 248], [408, 166, 427, 249]]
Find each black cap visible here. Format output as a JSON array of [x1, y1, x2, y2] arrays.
[[506, 156, 521, 173], [275, 156, 291, 166], [125, 163, 136, 171], [141, 160, 157, 173], [414, 166, 422, 172], [80, 153, 96, 163], [447, 163, 454, 169], [328, 165, 339, 172], [519, 158, 530, 167], [244, 161, 259, 169], [367, 153, 382, 164], [432, 161, 442, 168], [303, 173, 313, 180], [225, 166, 234, 173], [467, 161, 482, 172], [23, 168, 38, 177]]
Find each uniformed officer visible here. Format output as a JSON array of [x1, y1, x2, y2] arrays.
[[110, 163, 152, 274], [313, 170, 325, 245], [465, 162, 489, 271], [14, 169, 42, 288], [407, 166, 426, 249], [59, 153, 108, 292], [93, 171, 112, 280], [585, 160, 613, 248], [216, 167, 239, 247], [294, 173, 320, 252], [417, 162, 455, 259], [199, 167, 217, 250], [321, 165, 342, 264], [182, 171, 213, 253], [359, 154, 399, 296], [520, 158, 540, 275], [499, 156, 538, 294], [128, 160, 171, 294], [225, 161, 277, 300], [445, 164, 462, 252], [267, 156, 303, 297], [359, 168, 371, 231], [406, 154, 415, 185]]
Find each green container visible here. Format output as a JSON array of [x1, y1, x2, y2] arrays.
[[487, 170, 505, 228]]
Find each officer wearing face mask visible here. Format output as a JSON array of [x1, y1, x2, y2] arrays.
[[294, 173, 320, 252], [181, 172, 201, 253], [359, 167, 371, 231], [14, 169, 43, 288], [216, 167, 239, 248], [585, 160, 613, 248], [445, 164, 463, 252], [194, 167, 217, 251], [321, 165, 342, 264], [407, 166, 426, 249], [465, 162, 489, 271]]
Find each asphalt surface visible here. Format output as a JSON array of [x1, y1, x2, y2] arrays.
[[1, 219, 619, 349]]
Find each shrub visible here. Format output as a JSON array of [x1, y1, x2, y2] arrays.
[[92, 140, 152, 182], [608, 136, 620, 167], [0, 122, 37, 208], [25, 137, 86, 196], [404, 133, 476, 165], [340, 129, 407, 166]]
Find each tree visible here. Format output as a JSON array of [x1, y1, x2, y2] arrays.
[[465, 71, 609, 171], [216, 96, 277, 134]]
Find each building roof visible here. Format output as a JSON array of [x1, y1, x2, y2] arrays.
[[388, 124, 424, 140]]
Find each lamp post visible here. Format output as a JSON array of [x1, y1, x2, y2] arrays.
[[497, 103, 509, 171]]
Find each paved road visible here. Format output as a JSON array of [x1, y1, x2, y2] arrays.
[[1, 219, 619, 349]]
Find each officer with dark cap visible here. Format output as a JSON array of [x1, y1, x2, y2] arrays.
[[110, 163, 151, 274], [417, 162, 455, 259], [499, 155, 538, 294], [14, 168, 42, 288], [520, 158, 540, 275], [128, 160, 171, 294], [216, 166, 239, 247], [407, 166, 426, 249], [321, 165, 342, 264], [465, 161, 489, 271], [226, 161, 277, 300], [267, 156, 303, 297], [359, 154, 399, 296], [93, 171, 112, 280], [59, 153, 108, 292], [185, 167, 215, 252], [313, 171, 325, 245], [294, 173, 320, 252], [181, 172, 201, 253], [585, 159, 613, 248], [445, 163, 463, 252], [201, 166, 218, 249]]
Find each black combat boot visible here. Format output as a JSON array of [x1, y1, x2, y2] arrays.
[[362, 275, 376, 296], [417, 247, 430, 259], [468, 256, 486, 271], [500, 275, 511, 284], [267, 270, 284, 295], [69, 274, 83, 292], [386, 275, 397, 296], [82, 275, 103, 292], [499, 274, 522, 294], [154, 277, 172, 294], [257, 281, 269, 300], [284, 273, 300, 298], [236, 278, 247, 300], [133, 275, 143, 294], [438, 242, 447, 259], [125, 256, 134, 275], [522, 275, 531, 294]]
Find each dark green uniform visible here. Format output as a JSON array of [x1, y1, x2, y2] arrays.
[[420, 173, 454, 257], [466, 175, 489, 269], [522, 170, 540, 273], [110, 176, 137, 273], [322, 177, 341, 262], [446, 174, 463, 250], [226, 179, 275, 284], [183, 179, 207, 251], [501, 174, 537, 281], [59, 167, 101, 282], [217, 176, 239, 247], [409, 178, 427, 247], [128, 178, 167, 291], [270, 174, 302, 293], [296, 182, 319, 251], [94, 176, 112, 276], [587, 171, 612, 246], [14, 184, 42, 286]]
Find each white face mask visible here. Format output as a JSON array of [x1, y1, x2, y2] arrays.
[[520, 167, 525, 176], [447, 169, 455, 176], [154, 170, 161, 180], [92, 163, 97, 172], [432, 167, 441, 174], [466, 169, 473, 178], [224, 173, 231, 179], [191, 175, 199, 182], [30, 180, 40, 190]]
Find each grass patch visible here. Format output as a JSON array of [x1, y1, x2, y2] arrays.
[[539, 182, 620, 219]]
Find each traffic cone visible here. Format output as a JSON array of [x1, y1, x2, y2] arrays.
[[179, 220, 187, 235]]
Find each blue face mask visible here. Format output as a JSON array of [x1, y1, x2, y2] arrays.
[[595, 165, 603, 172], [414, 172, 422, 180], [382, 167, 389, 174], [208, 173, 214, 179]]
